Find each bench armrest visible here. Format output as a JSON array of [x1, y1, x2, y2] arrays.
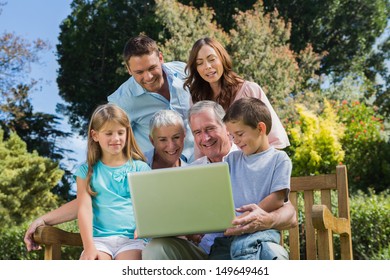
[[312, 205, 351, 235], [33, 225, 82, 247]]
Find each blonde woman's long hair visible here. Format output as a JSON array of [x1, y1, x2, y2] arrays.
[[86, 104, 146, 195]]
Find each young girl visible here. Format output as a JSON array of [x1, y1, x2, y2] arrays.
[[76, 104, 151, 260]]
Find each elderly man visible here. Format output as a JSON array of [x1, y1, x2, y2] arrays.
[[142, 100, 297, 260]]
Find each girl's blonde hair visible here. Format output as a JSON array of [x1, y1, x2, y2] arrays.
[[86, 103, 146, 195]]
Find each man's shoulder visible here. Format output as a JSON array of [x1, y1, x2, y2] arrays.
[[107, 77, 140, 102]]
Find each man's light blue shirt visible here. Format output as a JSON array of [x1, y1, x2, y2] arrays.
[[107, 61, 194, 162]]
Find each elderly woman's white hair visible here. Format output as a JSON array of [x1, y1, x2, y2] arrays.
[[149, 110, 185, 138]]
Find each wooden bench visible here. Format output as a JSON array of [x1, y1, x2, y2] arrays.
[[33, 165, 352, 260]]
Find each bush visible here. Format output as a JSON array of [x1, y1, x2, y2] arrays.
[[0, 221, 82, 260], [336, 100, 390, 194], [0, 225, 43, 260], [350, 190, 390, 260]]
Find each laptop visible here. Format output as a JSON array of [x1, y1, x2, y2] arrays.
[[128, 162, 236, 238]]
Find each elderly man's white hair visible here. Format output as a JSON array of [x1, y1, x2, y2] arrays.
[[188, 100, 226, 127]]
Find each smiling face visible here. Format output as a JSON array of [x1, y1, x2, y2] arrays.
[[127, 51, 165, 93], [195, 45, 224, 87], [225, 119, 269, 156], [149, 124, 185, 167], [189, 108, 231, 163], [91, 121, 127, 160]]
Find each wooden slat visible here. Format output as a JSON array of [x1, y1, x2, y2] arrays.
[[317, 229, 333, 260], [336, 165, 353, 260], [291, 174, 337, 192], [303, 190, 316, 259], [44, 244, 62, 260], [336, 165, 350, 220], [288, 191, 300, 260], [321, 189, 332, 210], [319, 188, 333, 259]]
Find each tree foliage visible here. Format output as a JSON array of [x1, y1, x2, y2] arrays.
[[228, 3, 322, 109], [336, 100, 390, 193], [0, 32, 49, 99], [156, 0, 322, 113], [57, 0, 158, 135], [263, 0, 389, 76], [155, 0, 229, 62], [286, 100, 345, 176], [0, 84, 72, 161], [350, 189, 390, 259], [177, 0, 390, 116], [0, 130, 63, 227], [1, 9, 74, 200], [177, 0, 389, 77]]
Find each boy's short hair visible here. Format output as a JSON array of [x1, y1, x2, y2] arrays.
[[223, 97, 272, 135]]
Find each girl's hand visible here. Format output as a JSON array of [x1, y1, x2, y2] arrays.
[[80, 247, 99, 260], [134, 229, 138, 239]]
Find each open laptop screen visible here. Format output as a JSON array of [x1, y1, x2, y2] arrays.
[[128, 162, 235, 238]]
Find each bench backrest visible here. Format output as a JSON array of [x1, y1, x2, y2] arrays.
[[286, 165, 353, 259]]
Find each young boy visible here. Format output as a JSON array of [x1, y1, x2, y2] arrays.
[[221, 97, 292, 260]]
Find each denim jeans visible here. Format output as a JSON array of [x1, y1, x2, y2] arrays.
[[209, 229, 288, 260]]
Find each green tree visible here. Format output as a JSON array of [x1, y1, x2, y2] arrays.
[[0, 130, 63, 227], [228, 2, 322, 111], [0, 31, 48, 100], [1, 12, 74, 200], [156, 0, 322, 114], [177, 0, 389, 79], [263, 0, 389, 78], [155, 0, 230, 62], [369, 35, 390, 117], [179, 0, 257, 32], [57, 0, 158, 135], [176, 0, 390, 116], [0, 84, 72, 161]]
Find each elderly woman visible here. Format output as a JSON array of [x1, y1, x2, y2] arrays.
[[144, 110, 187, 169]]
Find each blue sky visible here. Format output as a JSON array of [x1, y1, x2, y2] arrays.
[[0, 0, 86, 165]]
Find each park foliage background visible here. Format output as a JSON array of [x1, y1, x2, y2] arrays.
[[0, 0, 389, 259]]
